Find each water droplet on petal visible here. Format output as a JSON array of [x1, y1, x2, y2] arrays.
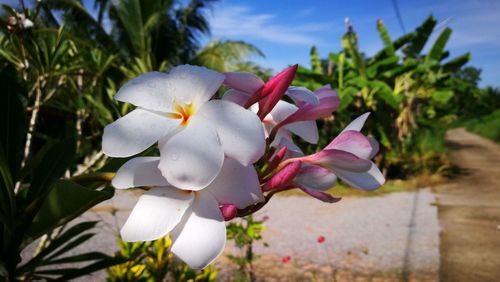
[[170, 153, 179, 161]]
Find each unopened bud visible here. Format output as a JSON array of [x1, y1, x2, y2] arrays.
[[220, 204, 237, 221]]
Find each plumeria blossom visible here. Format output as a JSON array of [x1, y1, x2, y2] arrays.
[[102, 65, 265, 189], [299, 112, 384, 190], [223, 69, 339, 155], [102, 63, 387, 271], [112, 157, 263, 269], [264, 113, 384, 201]]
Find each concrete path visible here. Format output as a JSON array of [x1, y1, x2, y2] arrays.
[[53, 185, 440, 281], [435, 128, 500, 282]]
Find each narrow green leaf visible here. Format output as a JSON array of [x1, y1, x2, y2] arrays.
[[310, 46, 322, 74], [0, 66, 26, 180], [376, 19, 394, 53], [46, 233, 95, 260], [18, 221, 98, 273], [44, 252, 109, 265], [427, 28, 452, 62], [54, 256, 127, 281], [442, 53, 471, 73], [26, 138, 76, 202], [26, 180, 113, 241], [405, 16, 437, 57]]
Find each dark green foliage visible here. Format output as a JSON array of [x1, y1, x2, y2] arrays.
[[0, 56, 119, 281], [295, 16, 472, 178]]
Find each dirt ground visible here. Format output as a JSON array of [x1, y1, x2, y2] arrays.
[[434, 128, 500, 282]]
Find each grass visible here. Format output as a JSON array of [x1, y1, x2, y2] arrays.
[[459, 109, 500, 143]]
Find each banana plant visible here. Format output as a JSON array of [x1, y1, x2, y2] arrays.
[[294, 16, 470, 175]]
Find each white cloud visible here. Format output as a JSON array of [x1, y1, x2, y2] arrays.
[[209, 5, 332, 46]]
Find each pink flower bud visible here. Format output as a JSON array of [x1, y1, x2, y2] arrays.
[[263, 161, 302, 192], [256, 65, 298, 119], [219, 204, 237, 221]]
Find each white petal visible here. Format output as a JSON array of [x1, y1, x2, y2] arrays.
[[159, 116, 224, 190], [268, 100, 298, 124], [341, 112, 371, 133], [198, 100, 265, 166], [171, 191, 226, 269], [114, 72, 174, 112], [286, 86, 319, 105], [222, 89, 251, 106], [284, 120, 319, 144], [335, 162, 385, 190], [112, 157, 168, 189], [103, 108, 179, 157], [270, 129, 297, 150], [120, 187, 194, 242], [279, 137, 304, 157], [206, 158, 263, 209], [167, 65, 225, 106], [115, 66, 224, 112]]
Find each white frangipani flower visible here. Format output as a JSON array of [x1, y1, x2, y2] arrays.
[[102, 65, 265, 189], [112, 157, 263, 269], [223, 91, 318, 156]]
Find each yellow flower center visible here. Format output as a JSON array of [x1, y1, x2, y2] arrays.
[[166, 101, 195, 126]]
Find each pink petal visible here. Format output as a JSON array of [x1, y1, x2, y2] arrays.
[[325, 131, 373, 159], [294, 165, 337, 191], [222, 89, 251, 106], [301, 149, 372, 172], [300, 187, 342, 203], [368, 137, 380, 159], [257, 65, 298, 119], [219, 204, 237, 221], [265, 146, 288, 173], [286, 86, 319, 106], [263, 161, 302, 191], [223, 72, 264, 94], [278, 87, 340, 125]]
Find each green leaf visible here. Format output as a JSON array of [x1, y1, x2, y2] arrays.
[[376, 19, 394, 54], [367, 55, 400, 78], [369, 81, 400, 108], [431, 90, 454, 104], [43, 252, 110, 265], [405, 16, 437, 57], [26, 180, 114, 241], [27, 138, 76, 201], [0, 65, 26, 180], [53, 256, 126, 281], [442, 53, 471, 73], [45, 233, 95, 260], [427, 28, 452, 63], [310, 46, 322, 74], [339, 87, 358, 110], [0, 148, 15, 227], [18, 221, 98, 274]]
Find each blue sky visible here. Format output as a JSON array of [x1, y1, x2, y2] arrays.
[[2, 0, 498, 86], [206, 0, 500, 87]]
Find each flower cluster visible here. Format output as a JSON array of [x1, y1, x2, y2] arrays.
[[102, 64, 385, 269]]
